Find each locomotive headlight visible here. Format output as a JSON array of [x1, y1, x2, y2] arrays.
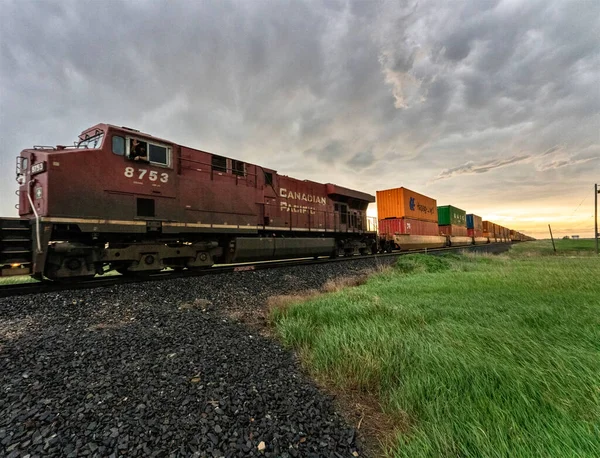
[[35, 187, 43, 199]]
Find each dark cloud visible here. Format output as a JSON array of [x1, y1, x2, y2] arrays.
[[540, 146, 562, 157], [434, 155, 532, 181], [303, 141, 345, 165], [347, 151, 376, 169], [0, 0, 598, 237], [432, 143, 598, 180], [536, 157, 596, 172]]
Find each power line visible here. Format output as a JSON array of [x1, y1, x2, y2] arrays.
[[569, 194, 588, 217]]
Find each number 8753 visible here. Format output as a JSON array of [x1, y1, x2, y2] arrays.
[[124, 167, 168, 183]]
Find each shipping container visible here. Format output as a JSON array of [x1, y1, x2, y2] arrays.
[[438, 224, 468, 236], [482, 221, 495, 234], [437, 205, 467, 226], [466, 214, 483, 231], [467, 228, 483, 237], [472, 237, 489, 245], [497, 226, 508, 241], [378, 218, 440, 237], [376, 187, 438, 223]]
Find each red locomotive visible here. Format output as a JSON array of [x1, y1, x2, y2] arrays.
[[2, 124, 377, 280]]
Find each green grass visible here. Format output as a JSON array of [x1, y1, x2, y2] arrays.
[[272, 242, 600, 457], [0, 274, 39, 285], [0, 267, 124, 285], [510, 239, 598, 257]]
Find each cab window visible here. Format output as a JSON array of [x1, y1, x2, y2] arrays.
[[78, 132, 104, 149], [128, 138, 148, 161], [126, 137, 171, 167], [112, 136, 125, 155], [149, 144, 168, 165]]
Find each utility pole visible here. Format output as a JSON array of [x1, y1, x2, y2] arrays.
[[595, 183, 599, 255], [548, 224, 556, 253]]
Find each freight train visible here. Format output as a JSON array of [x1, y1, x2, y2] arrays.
[[0, 124, 533, 281], [375, 190, 533, 252]]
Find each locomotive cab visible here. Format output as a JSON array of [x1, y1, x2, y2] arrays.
[[11, 125, 183, 279]]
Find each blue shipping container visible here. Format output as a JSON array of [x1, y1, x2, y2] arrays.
[[466, 214, 474, 229], [466, 214, 483, 231]]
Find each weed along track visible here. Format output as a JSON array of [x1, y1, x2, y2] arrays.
[[271, 241, 600, 458]]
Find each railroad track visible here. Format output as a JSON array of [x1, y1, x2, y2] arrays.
[[0, 242, 514, 298]]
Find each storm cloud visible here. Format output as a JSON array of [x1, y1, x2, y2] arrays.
[[0, 0, 598, 237], [434, 155, 532, 180]]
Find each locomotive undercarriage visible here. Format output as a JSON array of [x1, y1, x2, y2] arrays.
[[44, 239, 223, 280], [39, 225, 377, 281]]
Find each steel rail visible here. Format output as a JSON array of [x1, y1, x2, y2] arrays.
[[0, 242, 515, 298]]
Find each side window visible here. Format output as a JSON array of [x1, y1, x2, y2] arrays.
[[112, 136, 125, 156], [149, 144, 168, 165], [232, 160, 245, 177], [128, 138, 148, 161], [211, 155, 227, 173], [126, 137, 171, 166], [264, 172, 273, 186]]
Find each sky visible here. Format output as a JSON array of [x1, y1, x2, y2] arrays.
[[1, 0, 598, 239]]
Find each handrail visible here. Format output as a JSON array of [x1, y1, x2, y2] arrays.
[[26, 182, 41, 253], [180, 157, 258, 179]]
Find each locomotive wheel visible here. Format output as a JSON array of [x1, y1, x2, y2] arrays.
[[45, 264, 95, 282]]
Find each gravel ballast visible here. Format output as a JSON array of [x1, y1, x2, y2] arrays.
[[0, 257, 396, 458]]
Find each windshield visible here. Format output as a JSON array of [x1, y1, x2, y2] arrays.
[[77, 132, 104, 149]]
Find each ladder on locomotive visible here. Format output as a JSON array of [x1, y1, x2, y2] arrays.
[[0, 218, 33, 276]]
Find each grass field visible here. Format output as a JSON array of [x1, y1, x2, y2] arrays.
[[0, 274, 38, 285], [510, 238, 598, 257], [271, 241, 600, 457]]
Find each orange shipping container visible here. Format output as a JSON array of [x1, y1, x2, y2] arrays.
[[468, 228, 483, 237], [438, 225, 469, 237], [482, 221, 495, 234], [376, 187, 438, 223]]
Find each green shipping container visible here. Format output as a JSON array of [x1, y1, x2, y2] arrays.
[[437, 205, 467, 227]]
